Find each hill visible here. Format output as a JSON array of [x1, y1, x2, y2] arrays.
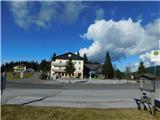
[[146, 66, 160, 78]]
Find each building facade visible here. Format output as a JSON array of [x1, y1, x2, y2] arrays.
[[51, 52, 84, 79], [13, 65, 26, 72]]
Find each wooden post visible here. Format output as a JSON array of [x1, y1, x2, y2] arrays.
[[140, 89, 143, 110], [151, 91, 155, 116], [140, 79, 143, 110]]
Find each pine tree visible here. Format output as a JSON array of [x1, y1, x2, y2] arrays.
[[83, 53, 88, 63], [40, 59, 50, 72], [77, 51, 80, 56], [102, 52, 114, 79], [51, 53, 56, 61], [65, 58, 75, 77], [137, 61, 147, 75], [116, 69, 124, 80]]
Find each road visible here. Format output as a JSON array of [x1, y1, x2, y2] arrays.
[[1, 74, 160, 109]]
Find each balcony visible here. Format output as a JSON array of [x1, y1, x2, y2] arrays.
[[53, 62, 67, 67], [52, 69, 65, 73]]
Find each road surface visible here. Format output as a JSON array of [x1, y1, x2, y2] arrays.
[[1, 74, 160, 109]]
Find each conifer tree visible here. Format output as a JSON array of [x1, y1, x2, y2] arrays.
[[83, 53, 88, 63], [77, 51, 80, 56], [65, 58, 75, 77], [51, 53, 56, 61], [115, 69, 124, 80], [137, 61, 147, 75], [102, 52, 114, 79]]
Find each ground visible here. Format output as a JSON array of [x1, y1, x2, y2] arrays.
[[1, 105, 160, 120], [7, 72, 34, 80], [1, 72, 160, 120]]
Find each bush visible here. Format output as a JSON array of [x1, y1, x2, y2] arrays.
[[39, 72, 49, 80]]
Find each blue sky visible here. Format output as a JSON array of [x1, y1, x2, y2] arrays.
[[1, 1, 160, 71]]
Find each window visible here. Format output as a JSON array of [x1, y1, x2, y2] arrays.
[[79, 61, 81, 64], [59, 61, 62, 63], [78, 67, 81, 70], [74, 61, 76, 64]]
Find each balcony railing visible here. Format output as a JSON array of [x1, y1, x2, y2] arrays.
[[52, 69, 65, 73], [53, 62, 67, 67]]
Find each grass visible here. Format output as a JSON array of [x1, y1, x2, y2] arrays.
[[1, 105, 160, 120], [7, 72, 34, 80]]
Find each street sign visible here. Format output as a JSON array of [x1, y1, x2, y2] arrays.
[[151, 50, 160, 62]]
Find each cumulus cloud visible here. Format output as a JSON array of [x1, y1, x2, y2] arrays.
[[145, 18, 160, 38], [10, 1, 86, 29], [79, 18, 160, 63]]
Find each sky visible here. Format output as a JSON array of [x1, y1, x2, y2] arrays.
[[1, 1, 160, 71]]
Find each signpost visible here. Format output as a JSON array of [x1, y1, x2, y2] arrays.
[[147, 46, 160, 115]]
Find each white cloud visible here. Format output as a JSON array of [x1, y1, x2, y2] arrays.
[[145, 18, 160, 38], [10, 1, 86, 29], [79, 18, 160, 63], [60, 2, 86, 23], [10, 1, 30, 29]]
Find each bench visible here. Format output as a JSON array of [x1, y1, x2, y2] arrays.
[[155, 99, 160, 111]]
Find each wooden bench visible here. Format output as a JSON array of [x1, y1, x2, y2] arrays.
[[155, 99, 160, 111]]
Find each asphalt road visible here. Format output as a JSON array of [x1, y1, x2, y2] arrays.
[[6, 81, 140, 90], [1, 75, 160, 108]]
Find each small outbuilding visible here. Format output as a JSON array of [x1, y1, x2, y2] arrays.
[[136, 73, 159, 115]]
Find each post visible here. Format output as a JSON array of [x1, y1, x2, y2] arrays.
[[1, 72, 7, 95], [151, 91, 155, 116], [154, 65, 156, 76], [140, 78, 143, 110]]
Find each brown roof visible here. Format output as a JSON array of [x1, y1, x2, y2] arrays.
[[136, 73, 158, 80], [54, 52, 84, 60]]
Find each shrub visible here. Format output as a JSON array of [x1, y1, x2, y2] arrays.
[[40, 72, 49, 80]]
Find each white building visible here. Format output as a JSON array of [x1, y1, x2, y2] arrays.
[[51, 52, 84, 79], [13, 65, 26, 72]]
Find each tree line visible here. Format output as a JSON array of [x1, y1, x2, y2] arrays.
[[1, 51, 150, 79], [1, 60, 50, 73]]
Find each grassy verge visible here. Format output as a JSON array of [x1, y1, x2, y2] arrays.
[[1, 105, 160, 120], [7, 72, 34, 80]]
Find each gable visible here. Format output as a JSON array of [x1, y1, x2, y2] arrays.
[[54, 52, 84, 61]]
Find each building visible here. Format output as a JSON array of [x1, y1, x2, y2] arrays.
[[51, 52, 84, 79], [13, 65, 26, 72], [84, 63, 104, 79]]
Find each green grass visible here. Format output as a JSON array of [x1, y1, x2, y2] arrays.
[[1, 105, 160, 120], [7, 72, 34, 80]]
